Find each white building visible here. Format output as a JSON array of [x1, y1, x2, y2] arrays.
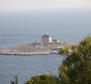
[[42, 33, 52, 46]]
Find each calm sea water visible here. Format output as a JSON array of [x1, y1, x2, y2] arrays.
[[0, 54, 63, 84], [0, 10, 91, 84]]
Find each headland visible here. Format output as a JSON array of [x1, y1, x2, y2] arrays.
[[0, 33, 73, 55]]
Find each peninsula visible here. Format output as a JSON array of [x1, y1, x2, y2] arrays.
[[0, 33, 72, 55]]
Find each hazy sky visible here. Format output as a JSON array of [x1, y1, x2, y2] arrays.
[[0, 0, 91, 12]]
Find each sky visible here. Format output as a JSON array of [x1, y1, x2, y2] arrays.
[[0, 0, 91, 12]]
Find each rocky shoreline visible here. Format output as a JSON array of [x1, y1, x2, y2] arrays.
[[0, 42, 74, 55], [0, 43, 61, 55], [0, 33, 74, 56]]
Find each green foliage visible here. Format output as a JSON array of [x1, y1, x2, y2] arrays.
[[25, 74, 60, 84], [59, 36, 91, 84], [60, 48, 69, 55]]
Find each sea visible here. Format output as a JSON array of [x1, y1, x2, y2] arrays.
[[0, 10, 91, 84]]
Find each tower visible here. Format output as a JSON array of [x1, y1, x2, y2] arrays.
[[41, 33, 52, 46]]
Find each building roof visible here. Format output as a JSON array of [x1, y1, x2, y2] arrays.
[[42, 33, 50, 38], [42, 34, 50, 38]]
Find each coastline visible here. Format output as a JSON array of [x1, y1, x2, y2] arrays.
[[0, 33, 74, 56], [0, 51, 59, 56], [0, 43, 73, 56]]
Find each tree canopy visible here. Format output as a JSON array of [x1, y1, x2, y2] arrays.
[[25, 74, 60, 84], [59, 36, 91, 84]]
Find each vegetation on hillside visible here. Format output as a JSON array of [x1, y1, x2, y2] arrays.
[[59, 36, 91, 84], [25, 74, 60, 84]]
